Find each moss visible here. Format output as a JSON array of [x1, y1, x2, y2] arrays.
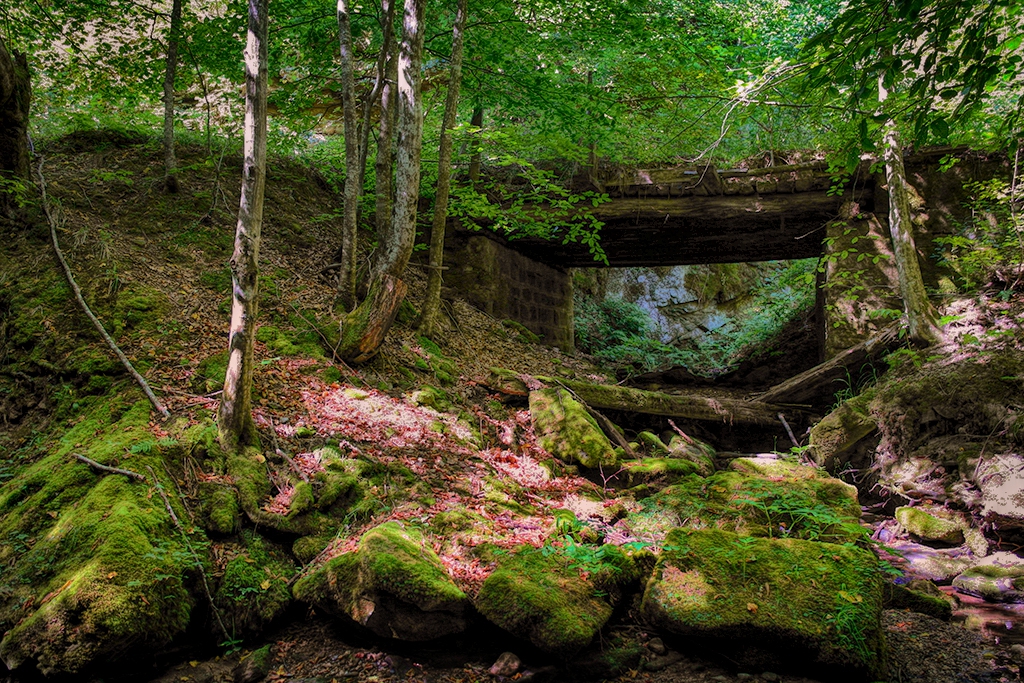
[[666, 434, 716, 476], [0, 398, 200, 674], [809, 396, 878, 470], [292, 535, 331, 564], [895, 506, 964, 544], [475, 547, 612, 655], [359, 522, 466, 608], [529, 388, 618, 470], [256, 324, 323, 358], [637, 431, 669, 455], [214, 531, 294, 636], [882, 580, 953, 620], [200, 483, 240, 535], [728, 456, 824, 480], [621, 458, 699, 489], [642, 527, 884, 679], [635, 469, 863, 545], [410, 385, 452, 412], [192, 351, 229, 394]]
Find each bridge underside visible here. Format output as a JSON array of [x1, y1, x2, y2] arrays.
[[508, 188, 874, 268]]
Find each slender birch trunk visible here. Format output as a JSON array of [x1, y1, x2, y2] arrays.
[[418, 0, 468, 337], [374, 10, 400, 257], [219, 0, 268, 451], [162, 0, 183, 194]]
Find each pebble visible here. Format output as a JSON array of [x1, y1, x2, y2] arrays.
[[488, 651, 521, 677], [647, 637, 667, 655], [737, 674, 753, 680], [762, 672, 781, 682]]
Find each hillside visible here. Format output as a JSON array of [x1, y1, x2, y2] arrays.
[[1, 132, 1023, 683]]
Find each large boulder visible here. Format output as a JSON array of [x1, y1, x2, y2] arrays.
[[641, 527, 885, 681], [952, 565, 1024, 603], [529, 388, 618, 469], [293, 521, 469, 640], [474, 544, 638, 655], [975, 453, 1024, 533]]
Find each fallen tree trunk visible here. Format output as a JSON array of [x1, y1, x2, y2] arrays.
[[485, 368, 805, 427], [757, 321, 904, 406]]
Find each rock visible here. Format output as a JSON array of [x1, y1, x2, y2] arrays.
[[885, 540, 976, 584], [475, 544, 636, 655], [529, 388, 618, 469], [975, 453, 1024, 532], [809, 398, 878, 472], [489, 652, 521, 677], [952, 565, 1024, 603], [647, 636, 667, 655], [667, 434, 716, 476], [292, 521, 469, 640], [975, 551, 1024, 569], [620, 457, 700, 490], [895, 506, 965, 545], [215, 531, 295, 637], [234, 645, 273, 683], [644, 651, 684, 671], [761, 672, 781, 682], [641, 527, 885, 680], [882, 579, 954, 620]]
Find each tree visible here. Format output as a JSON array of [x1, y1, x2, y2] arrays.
[[219, 0, 269, 452], [0, 36, 31, 221], [418, 0, 468, 338], [162, 0, 184, 193], [336, 0, 426, 363]]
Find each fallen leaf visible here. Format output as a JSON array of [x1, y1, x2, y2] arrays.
[[746, 602, 758, 613]]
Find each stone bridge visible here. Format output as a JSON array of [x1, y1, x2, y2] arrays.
[[442, 149, 1006, 353]]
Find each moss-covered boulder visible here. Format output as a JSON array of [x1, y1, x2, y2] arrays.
[[474, 544, 638, 656], [882, 579, 954, 620], [214, 531, 295, 636], [809, 397, 878, 471], [293, 521, 468, 640], [620, 457, 700, 490], [666, 434, 715, 476], [952, 565, 1024, 603], [529, 388, 618, 470], [631, 469, 863, 545], [641, 527, 885, 681], [0, 399, 199, 675], [895, 506, 964, 545]]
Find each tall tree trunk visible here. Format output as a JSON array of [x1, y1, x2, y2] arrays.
[[162, 0, 183, 194], [374, 42, 399, 248], [882, 120, 941, 347], [0, 37, 31, 221], [418, 0, 468, 338], [336, 0, 361, 310], [359, 0, 396, 185], [467, 105, 483, 185], [219, 0, 268, 452], [338, 0, 425, 363], [370, 0, 425, 283]]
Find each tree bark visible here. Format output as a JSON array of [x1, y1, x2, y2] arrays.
[[418, 0, 467, 338], [337, 274, 408, 363], [883, 121, 941, 347], [0, 37, 31, 221], [219, 0, 268, 452], [336, 0, 361, 310], [162, 0, 183, 194], [370, 0, 426, 283], [375, 44, 398, 246], [467, 106, 483, 185]]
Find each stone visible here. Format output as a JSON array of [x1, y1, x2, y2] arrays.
[[644, 651, 685, 671], [641, 528, 885, 680], [667, 434, 716, 476], [809, 399, 878, 472], [489, 652, 521, 677], [647, 636, 667, 655], [234, 645, 273, 683], [886, 540, 976, 584], [474, 544, 636, 655], [529, 388, 618, 469], [952, 566, 1024, 603], [292, 521, 469, 641], [882, 580, 954, 620], [895, 506, 965, 545], [762, 672, 781, 682], [975, 454, 1024, 532]]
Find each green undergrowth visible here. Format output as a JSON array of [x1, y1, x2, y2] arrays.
[[214, 530, 295, 637]]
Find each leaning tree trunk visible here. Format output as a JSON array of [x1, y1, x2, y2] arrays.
[[882, 120, 941, 347], [162, 0, 183, 193], [0, 37, 31, 221], [335, 0, 361, 311], [338, 0, 425, 363], [219, 0, 268, 452], [418, 0, 468, 338]]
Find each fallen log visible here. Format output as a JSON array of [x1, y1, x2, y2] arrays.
[[757, 322, 905, 407], [485, 368, 806, 427]]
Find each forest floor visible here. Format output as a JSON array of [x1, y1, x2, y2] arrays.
[[1, 132, 1022, 683]]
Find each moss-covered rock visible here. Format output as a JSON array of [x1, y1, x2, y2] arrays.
[[952, 565, 1024, 603], [895, 506, 964, 545], [293, 521, 468, 640], [632, 469, 863, 545], [641, 527, 885, 681], [620, 458, 700, 490], [199, 482, 241, 535], [666, 434, 715, 476], [214, 531, 295, 636], [809, 397, 878, 471], [529, 388, 617, 470], [474, 544, 637, 655], [882, 579, 954, 620], [0, 398, 199, 675]]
